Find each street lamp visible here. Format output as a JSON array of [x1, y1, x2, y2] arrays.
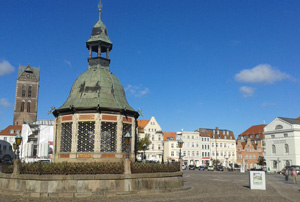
[[178, 138, 184, 160], [15, 132, 22, 160], [13, 143, 17, 159], [124, 132, 131, 159], [143, 143, 147, 161]]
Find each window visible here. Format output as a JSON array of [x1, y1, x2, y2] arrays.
[[285, 144, 289, 153], [212, 152, 215, 156], [188, 151, 190, 156], [284, 133, 288, 137], [21, 101, 25, 112], [248, 144, 250, 147], [220, 143, 222, 148], [212, 143, 214, 147], [152, 136, 154, 141], [273, 160, 277, 169], [16, 130, 20, 134], [9, 137, 14, 142], [197, 151, 199, 156], [196, 143, 198, 147], [152, 144, 154, 150], [202, 145, 204, 149], [272, 145, 276, 154], [250, 135, 253, 139], [253, 155, 255, 159], [232, 152, 235, 156], [216, 143, 218, 147], [192, 143, 194, 147], [183, 151, 186, 156], [224, 136, 227, 139], [202, 152, 204, 157], [286, 160, 290, 166], [256, 134, 259, 138], [221, 152, 223, 156], [249, 155, 252, 159], [187, 136, 190, 139], [192, 151, 194, 156], [275, 125, 283, 130], [78, 121, 95, 152], [245, 155, 248, 159], [238, 149, 241, 152], [158, 144, 161, 150], [10, 129, 14, 134], [27, 101, 31, 112], [22, 85, 26, 97], [60, 122, 72, 152], [4, 137, 7, 141], [271, 135, 275, 138], [176, 151, 179, 156], [158, 136, 161, 141], [28, 86, 32, 98], [171, 143, 174, 148], [3, 145, 7, 150], [192, 136, 194, 139], [238, 155, 242, 159], [230, 136, 232, 139], [208, 152, 210, 157], [224, 143, 226, 148], [171, 151, 174, 156]]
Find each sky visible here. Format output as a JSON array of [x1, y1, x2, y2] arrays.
[[0, 0, 299, 137]]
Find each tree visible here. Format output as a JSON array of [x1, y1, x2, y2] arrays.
[[211, 159, 221, 167], [257, 156, 266, 166], [136, 134, 152, 151]]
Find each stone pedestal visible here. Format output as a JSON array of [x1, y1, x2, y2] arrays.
[[13, 159, 21, 175], [179, 159, 183, 172], [124, 158, 131, 175]]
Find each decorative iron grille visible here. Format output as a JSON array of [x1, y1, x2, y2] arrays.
[[100, 122, 117, 152], [122, 123, 132, 153], [77, 121, 95, 152], [60, 122, 72, 152]]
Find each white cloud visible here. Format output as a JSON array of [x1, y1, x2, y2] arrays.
[[235, 64, 290, 84], [0, 60, 14, 76], [0, 98, 11, 108], [239, 86, 255, 98], [125, 85, 150, 97], [261, 102, 276, 108], [64, 60, 72, 67]]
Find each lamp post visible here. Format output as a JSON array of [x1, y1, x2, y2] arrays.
[[15, 132, 22, 160], [13, 143, 17, 160], [143, 143, 147, 161], [178, 138, 184, 160], [124, 132, 131, 159]]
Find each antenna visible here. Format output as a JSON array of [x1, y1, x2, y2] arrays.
[[98, 0, 103, 20]]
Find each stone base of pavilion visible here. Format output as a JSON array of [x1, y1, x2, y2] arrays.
[[0, 160, 184, 198]]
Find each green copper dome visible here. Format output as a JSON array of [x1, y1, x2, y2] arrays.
[[57, 61, 134, 112]]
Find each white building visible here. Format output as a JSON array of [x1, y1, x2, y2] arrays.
[[177, 131, 202, 167], [197, 127, 236, 167], [0, 125, 22, 146], [264, 117, 300, 172], [137, 116, 163, 162]]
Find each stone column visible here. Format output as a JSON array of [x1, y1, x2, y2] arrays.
[[124, 158, 131, 175], [116, 115, 122, 156], [94, 114, 101, 158], [89, 46, 92, 58], [106, 47, 109, 59], [70, 114, 78, 159], [98, 45, 101, 57]]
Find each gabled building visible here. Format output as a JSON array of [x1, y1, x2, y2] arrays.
[[264, 117, 300, 172], [237, 124, 266, 148], [0, 125, 22, 146], [236, 138, 263, 169], [196, 127, 236, 168], [137, 116, 163, 162]]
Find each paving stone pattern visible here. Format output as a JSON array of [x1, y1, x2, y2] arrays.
[[1, 170, 299, 202]]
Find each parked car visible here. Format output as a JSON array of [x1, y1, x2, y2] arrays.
[[290, 165, 300, 175], [189, 165, 195, 170], [208, 166, 214, 171], [182, 164, 187, 170], [216, 166, 224, 171], [199, 166, 205, 171]]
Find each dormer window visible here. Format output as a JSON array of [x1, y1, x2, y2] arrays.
[[10, 129, 14, 134]]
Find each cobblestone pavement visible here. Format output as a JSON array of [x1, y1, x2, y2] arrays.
[[1, 170, 299, 202]]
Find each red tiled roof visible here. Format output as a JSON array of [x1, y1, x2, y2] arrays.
[[240, 124, 266, 136], [137, 120, 149, 133], [0, 125, 22, 136], [198, 128, 235, 140], [163, 132, 176, 141]]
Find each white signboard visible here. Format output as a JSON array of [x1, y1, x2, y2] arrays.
[[249, 171, 266, 190]]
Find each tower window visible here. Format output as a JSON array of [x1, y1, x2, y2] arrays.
[[27, 101, 31, 112], [21, 101, 25, 112], [28, 86, 32, 98], [22, 85, 26, 97]]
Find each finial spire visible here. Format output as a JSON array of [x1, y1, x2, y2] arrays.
[[98, 0, 103, 20]]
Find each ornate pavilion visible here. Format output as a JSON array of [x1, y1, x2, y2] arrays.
[[52, 5, 139, 162]]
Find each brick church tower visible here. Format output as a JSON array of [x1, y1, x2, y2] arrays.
[[13, 64, 40, 125]]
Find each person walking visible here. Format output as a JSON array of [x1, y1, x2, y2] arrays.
[[291, 168, 298, 184]]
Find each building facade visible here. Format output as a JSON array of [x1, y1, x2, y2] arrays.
[[236, 124, 266, 169], [197, 127, 236, 168], [0, 125, 22, 146], [236, 138, 263, 169], [264, 117, 300, 172], [13, 64, 40, 125], [137, 117, 163, 162]]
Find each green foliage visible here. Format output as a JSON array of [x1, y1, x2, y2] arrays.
[[257, 156, 265, 166], [211, 159, 221, 167], [20, 162, 124, 175], [131, 162, 180, 173], [136, 134, 152, 151]]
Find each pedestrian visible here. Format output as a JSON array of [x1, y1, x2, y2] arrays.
[[291, 168, 298, 184]]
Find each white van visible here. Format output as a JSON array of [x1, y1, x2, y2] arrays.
[[0, 140, 15, 161]]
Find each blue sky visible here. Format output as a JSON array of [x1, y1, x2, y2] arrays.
[[0, 0, 299, 137]]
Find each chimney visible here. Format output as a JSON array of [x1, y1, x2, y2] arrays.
[[216, 127, 219, 130]]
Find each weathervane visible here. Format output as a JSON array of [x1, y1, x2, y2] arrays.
[[98, 0, 103, 20]]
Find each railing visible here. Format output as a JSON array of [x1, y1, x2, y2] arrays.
[[131, 162, 180, 173]]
